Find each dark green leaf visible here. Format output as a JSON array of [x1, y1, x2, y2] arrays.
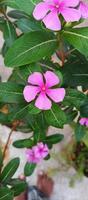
[[3, 21, 17, 47], [60, 56, 88, 88], [0, 187, 13, 200], [15, 0, 35, 15], [63, 89, 87, 109], [45, 104, 67, 128], [75, 124, 86, 142], [5, 31, 57, 67], [7, 10, 28, 19], [62, 27, 88, 57], [0, 82, 24, 103], [44, 134, 64, 144], [0, 158, 20, 183], [24, 162, 36, 176], [13, 138, 33, 148], [10, 179, 27, 196], [16, 18, 43, 33], [80, 100, 88, 117]]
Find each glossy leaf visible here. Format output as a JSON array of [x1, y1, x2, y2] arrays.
[[45, 104, 67, 128], [13, 138, 34, 148], [75, 124, 86, 142], [0, 82, 24, 103], [10, 179, 27, 196], [0, 187, 13, 200], [24, 162, 36, 176], [63, 27, 88, 57], [0, 158, 20, 183], [5, 31, 57, 67]]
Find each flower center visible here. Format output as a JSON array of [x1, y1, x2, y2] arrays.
[[41, 85, 46, 92], [55, 4, 59, 9]]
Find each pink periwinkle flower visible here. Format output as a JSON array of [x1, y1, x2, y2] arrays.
[[79, 117, 88, 127], [33, 0, 81, 31], [79, 1, 88, 19], [23, 71, 65, 110], [26, 142, 49, 164]]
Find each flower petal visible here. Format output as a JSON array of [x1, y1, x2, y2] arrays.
[[61, 7, 81, 22], [23, 85, 40, 102], [28, 72, 44, 86], [44, 71, 60, 88], [43, 11, 61, 31], [62, 0, 80, 7], [33, 2, 49, 20], [47, 88, 65, 102], [35, 93, 52, 110], [79, 118, 86, 125], [79, 2, 88, 19]]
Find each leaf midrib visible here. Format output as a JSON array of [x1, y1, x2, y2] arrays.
[[63, 30, 88, 40], [8, 38, 57, 62]]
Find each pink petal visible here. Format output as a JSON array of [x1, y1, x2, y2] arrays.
[[62, 0, 79, 7], [28, 72, 44, 86], [47, 88, 65, 102], [35, 93, 52, 110], [79, 118, 86, 125], [44, 71, 60, 88], [33, 2, 49, 20], [61, 7, 81, 22], [79, 2, 88, 19], [43, 11, 61, 31], [85, 119, 88, 127], [23, 85, 40, 102]]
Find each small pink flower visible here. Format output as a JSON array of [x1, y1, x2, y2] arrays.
[[23, 71, 65, 110], [26, 142, 49, 164], [33, 0, 81, 31], [26, 149, 40, 163], [79, 1, 88, 19], [33, 142, 49, 159], [79, 117, 88, 127]]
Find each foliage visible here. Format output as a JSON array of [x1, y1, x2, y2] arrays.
[[0, 0, 88, 199]]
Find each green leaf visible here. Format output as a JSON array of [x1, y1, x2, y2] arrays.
[[7, 10, 28, 19], [65, 108, 78, 123], [15, 0, 35, 15], [0, 158, 20, 183], [0, 82, 24, 103], [45, 104, 67, 128], [16, 17, 43, 33], [0, 0, 19, 8], [24, 162, 36, 176], [5, 31, 57, 67], [44, 134, 64, 144], [10, 179, 27, 196], [3, 21, 17, 47], [60, 54, 88, 88], [13, 138, 33, 148], [80, 100, 88, 118], [75, 124, 86, 142], [0, 187, 13, 200], [62, 27, 88, 57], [9, 63, 42, 84], [82, 131, 88, 147], [13, 103, 41, 120], [63, 89, 87, 109]]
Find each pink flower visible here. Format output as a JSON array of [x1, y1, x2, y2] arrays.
[[79, 1, 88, 19], [79, 117, 88, 127], [33, 142, 49, 159], [26, 142, 49, 164], [23, 71, 65, 110], [33, 0, 81, 31], [26, 149, 40, 163]]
